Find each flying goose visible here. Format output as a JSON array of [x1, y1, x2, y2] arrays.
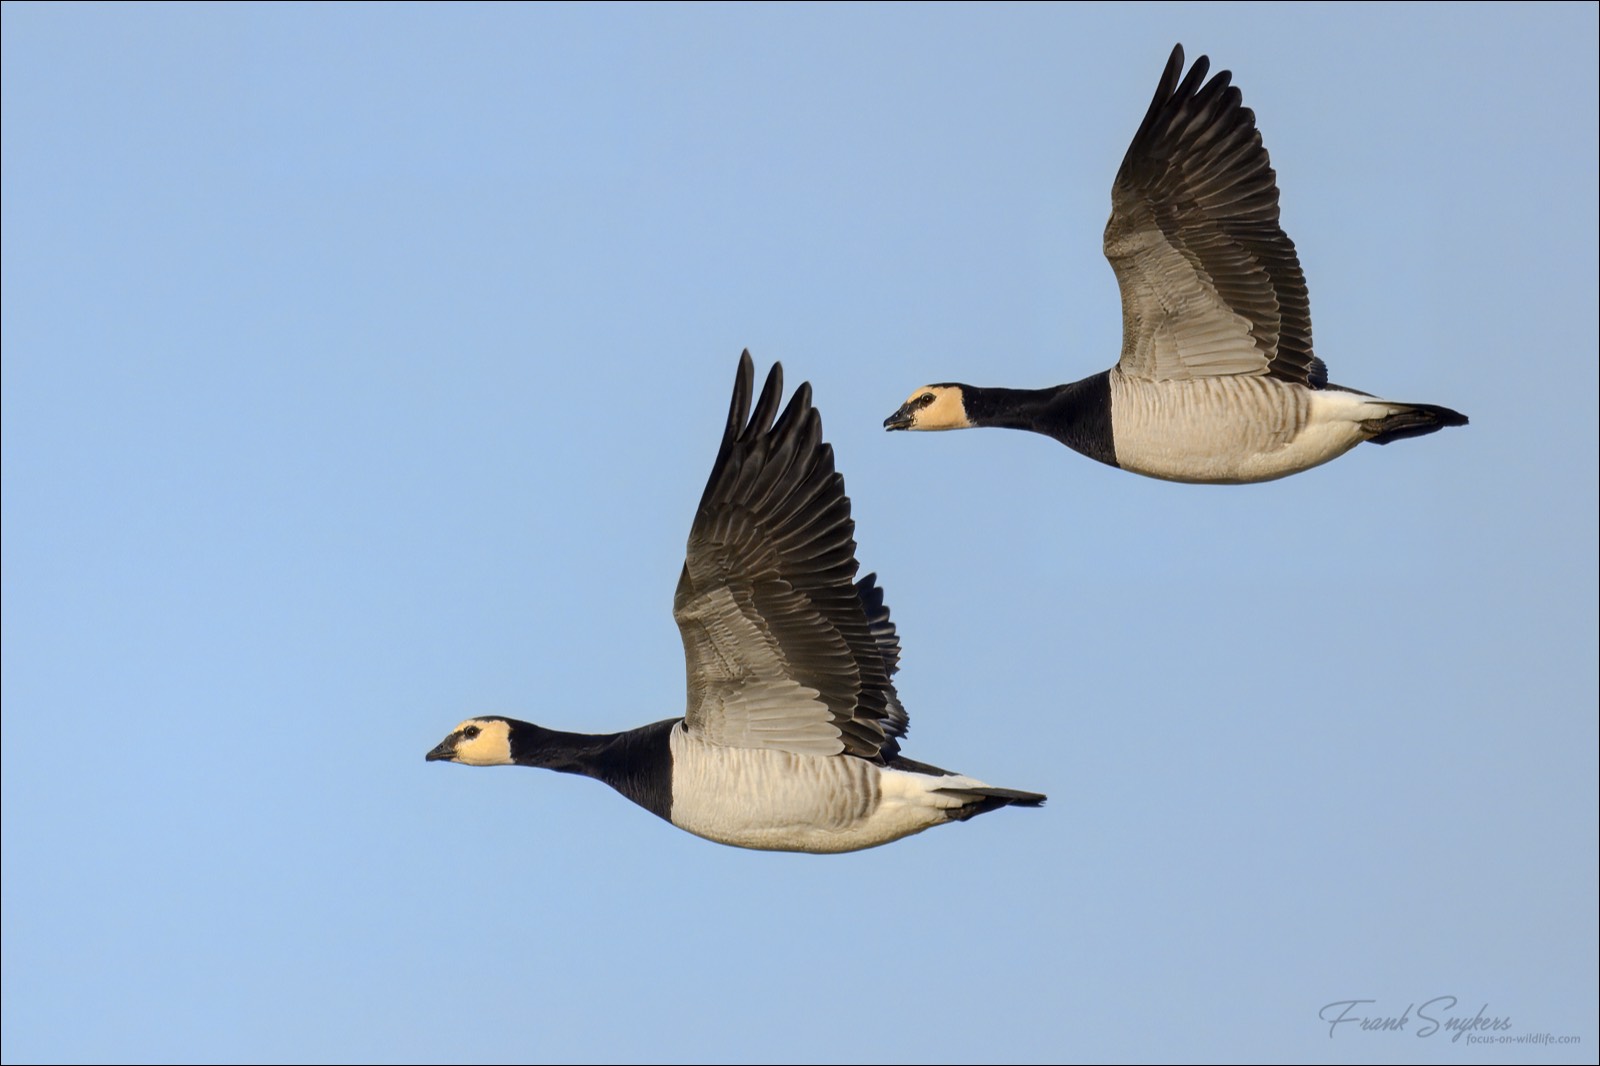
[[884, 44, 1468, 484], [427, 352, 1044, 853]]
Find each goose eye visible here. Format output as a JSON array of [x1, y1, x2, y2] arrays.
[[917, 393, 935, 407], [462, 725, 481, 740]]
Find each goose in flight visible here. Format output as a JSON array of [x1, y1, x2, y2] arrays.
[[428, 352, 1044, 853], [884, 44, 1468, 484]]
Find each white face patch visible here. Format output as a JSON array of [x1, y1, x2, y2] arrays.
[[446, 718, 514, 766], [901, 385, 971, 431]]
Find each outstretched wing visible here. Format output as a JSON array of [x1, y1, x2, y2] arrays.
[[673, 352, 907, 761], [1104, 44, 1324, 388]]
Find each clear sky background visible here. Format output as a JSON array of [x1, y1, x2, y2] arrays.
[[4, 4, 1596, 1064]]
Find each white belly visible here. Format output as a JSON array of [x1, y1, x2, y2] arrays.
[[1108, 372, 1374, 483], [665, 726, 967, 854]]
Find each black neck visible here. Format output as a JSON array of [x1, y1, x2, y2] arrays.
[[961, 384, 1063, 430], [966, 373, 1116, 467], [507, 718, 677, 821]]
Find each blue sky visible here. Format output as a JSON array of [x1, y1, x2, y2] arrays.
[[3, 4, 1596, 1063]]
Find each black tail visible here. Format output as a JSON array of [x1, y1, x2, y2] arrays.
[[887, 754, 1047, 819], [1364, 402, 1470, 445], [937, 785, 1048, 821]]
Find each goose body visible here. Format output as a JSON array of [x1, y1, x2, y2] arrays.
[[427, 353, 1043, 853], [884, 45, 1468, 484]]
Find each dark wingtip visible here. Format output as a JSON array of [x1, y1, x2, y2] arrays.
[[1126, 44, 1206, 170], [747, 360, 785, 440], [724, 351, 755, 446]]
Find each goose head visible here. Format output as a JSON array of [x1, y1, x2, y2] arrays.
[[426, 717, 515, 766], [884, 384, 973, 431]]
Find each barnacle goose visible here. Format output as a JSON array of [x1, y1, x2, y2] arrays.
[[884, 44, 1467, 484], [428, 352, 1044, 853]]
